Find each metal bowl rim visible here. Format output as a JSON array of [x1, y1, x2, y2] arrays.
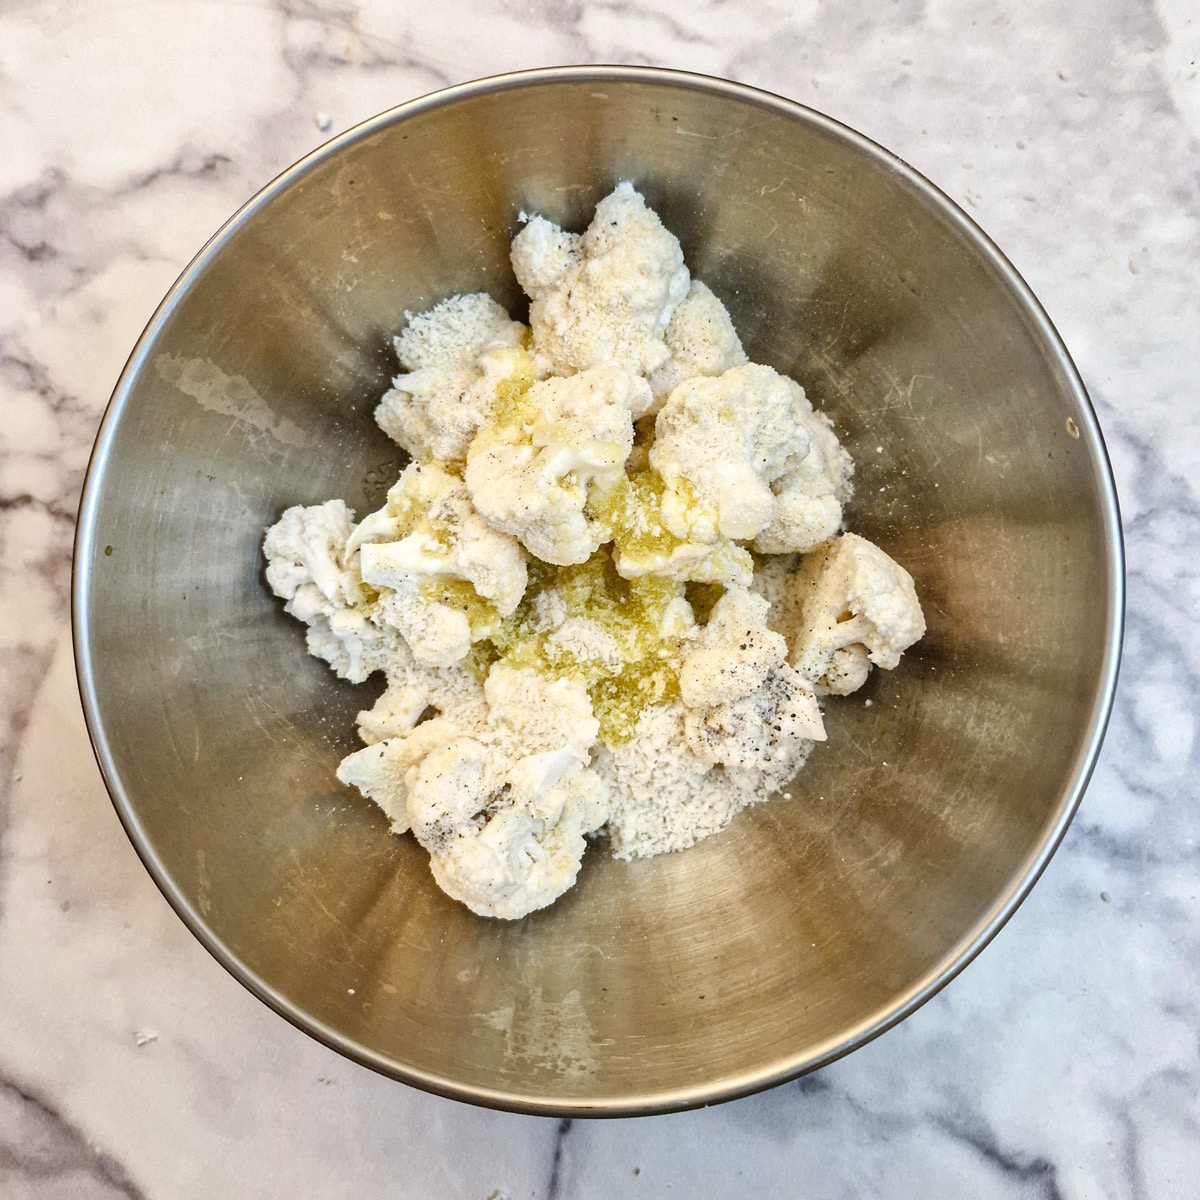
[[71, 63, 1126, 1117]]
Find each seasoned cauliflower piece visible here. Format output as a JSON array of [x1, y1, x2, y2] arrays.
[[752, 408, 854, 554], [263, 499, 357, 623], [348, 461, 527, 666], [814, 644, 873, 695], [647, 280, 748, 408], [303, 607, 411, 684], [353, 464, 527, 614], [790, 532, 926, 694], [368, 584, 475, 667], [377, 344, 533, 464], [416, 743, 609, 919], [340, 665, 607, 918], [595, 467, 754, 588], [484, 662, 600, 761], [678, 588, 825, 771], [355, 666, 487, 745], [652, 363, 816, 543], [263, 500, 410, 682], [512, 182, 690, 382], [683, 666, 824, 772], [464, 367, 642, 564], [509, 215, 582, 297], [375, 294, 529, 462], [393, 292, 525, 371], [677, 588, 788, 709], [336, 718, 458, 834]]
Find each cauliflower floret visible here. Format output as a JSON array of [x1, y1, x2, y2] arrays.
[[651, 364, 816, 543], [509, 215, 582, 296], [375, 294, 529, 462], [677, 588, 788, 709], [678, 588, 825, 771], [354, 465, 528, 614], [377, 344, 533, 464], [790, 532, 926, 694], [263, 499, 357, 622], [347, 461, 527, 666], [415, 743, 609, 919], [263, 500, 411, 682], [339, 664, 606, 918], [647, 280, 748, 409], [599, 467, 754, 588], [355, 664, 487, 745], [483, 662, 600, 761], [464, 367, 642, 564], [682, 667, 824, 774], [512, 182, 690, 382], [369, 585, 477, 668], [303, 608, 412, 684], [752, 409, 854, 554], [336, 717, 459, 833]]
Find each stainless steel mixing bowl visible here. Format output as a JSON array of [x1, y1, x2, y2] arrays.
[[73, 66, 1123, 1114]]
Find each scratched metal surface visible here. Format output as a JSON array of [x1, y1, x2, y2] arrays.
[[73, 68, 1121, 1114]]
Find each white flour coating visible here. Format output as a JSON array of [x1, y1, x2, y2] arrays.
[[263, 184, 926, 919]]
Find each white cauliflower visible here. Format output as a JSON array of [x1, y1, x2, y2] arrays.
[[263, 499, 356, 623], [677, 588, 788, 709], [790, 533, 926, 695], [683, 668, 824, 778], [338, 664, 606, 919], [651, 364, 813, 543], [393, 292, 525, 371], [263, 500, 409, 683], [603, 468, 754, 588], [302, 608, 411, 684], [415, 743, 608, 920], [367, 587, 477, 669], [678, 588, 825, 771], [511, 182, 690, 384], [375, 293, 528, 462], [483, 661, 600, 761], [337, 718, 458, 834], [348, 461, 527, 666], [266, 185, 928, 921], [464, 367, 642, 564], [647, 280, 748, 409], [355, 668, 487, 745], [509, 215, 581, 296], [752, 408, 853, 554], [651, 363, 851, 553]]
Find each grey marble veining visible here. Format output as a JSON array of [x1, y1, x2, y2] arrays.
[[1, 0, 1198, 1196]]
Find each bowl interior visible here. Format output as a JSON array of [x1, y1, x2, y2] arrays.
[[75, 69, 1120, 1113]]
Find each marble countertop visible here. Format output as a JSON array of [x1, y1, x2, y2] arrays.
[[3, 1, 1198, 1196]]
